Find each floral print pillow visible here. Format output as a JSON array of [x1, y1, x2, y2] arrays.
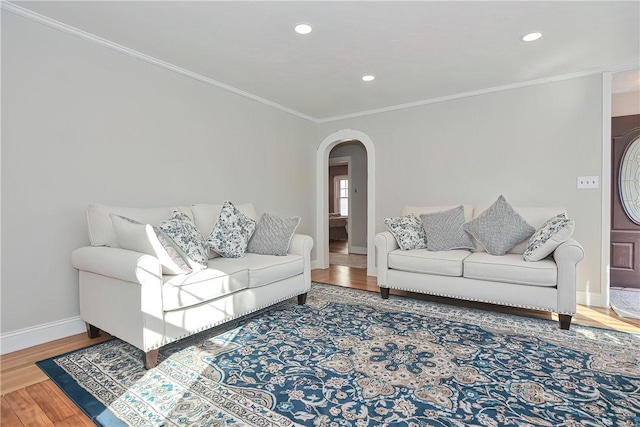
[[208, 201, 257, 258], [523, 213, 575, 262], [383, 214, 427, 250], [159, 210, 208, 270]]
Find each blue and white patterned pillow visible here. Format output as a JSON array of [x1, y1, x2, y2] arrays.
[[383, 213, 427, 251], [159, 210, 208, 270], [523, 213, 575, 261], [247, 213, 300, 256], [208, 201, 257, 258]]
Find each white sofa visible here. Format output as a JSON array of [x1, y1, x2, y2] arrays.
[[71, 203, 313, 368], [375, 205, 585, 329]]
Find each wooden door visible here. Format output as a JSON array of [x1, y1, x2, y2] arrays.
[[611, 115, 640, 288]]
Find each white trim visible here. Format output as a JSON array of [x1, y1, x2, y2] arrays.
[[599, 72, 614, 308], [317, 130, 377, 277], [1, 1, 316, 123], [349, 246, 367, 255], [577, 290, 605, 308], [0, 316, 86, 355], [318, 61, 640, 123], [4, 1, 638, 126]]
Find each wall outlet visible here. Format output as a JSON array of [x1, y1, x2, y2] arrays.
[[577, 176, 599, 189]]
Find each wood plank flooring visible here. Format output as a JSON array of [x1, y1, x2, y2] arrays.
[[2, 265, 638, 425]]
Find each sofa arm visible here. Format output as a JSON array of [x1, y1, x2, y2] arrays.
[[553, 238, 585, 315], [375, 232, 399, 287], [72, 246, 163, 285], [288, 234, 314, 290]]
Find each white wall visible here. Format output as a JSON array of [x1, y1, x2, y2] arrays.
[[329, 142, 367, 251], [318, 75, 604, 299], [1, 12, 316, 335], [612, 91, 640, 117]]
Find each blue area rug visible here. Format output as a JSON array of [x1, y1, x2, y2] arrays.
[[38, 283, 640, 426]]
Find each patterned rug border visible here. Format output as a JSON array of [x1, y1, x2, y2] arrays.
[[37, 282, 640, 426], [36, 338, 126, 426]]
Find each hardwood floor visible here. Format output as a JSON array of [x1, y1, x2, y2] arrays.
[[2, 265, 638, 425]]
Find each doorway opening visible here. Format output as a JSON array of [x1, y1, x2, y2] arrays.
[[328, 146, 367, 269]]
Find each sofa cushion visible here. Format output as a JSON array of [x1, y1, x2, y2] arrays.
[[523, 213, 575, 261], [463, 252, 557, 287], [110, 214, 191, 275], [207, 201, 257, 258], [158, 210, 209, 270], [383, 214, 427, 250], [463, 195, 535, 256], [86, 204, 193, 248], [420, 206, 475, 251], [247, 213, 301, 256], [243, 253, 304, 288], [162, 261, 249, 311], [389, 249, 470, 277]]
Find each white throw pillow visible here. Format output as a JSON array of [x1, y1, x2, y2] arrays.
[[110, 214, 191, 275], [523, 213, 575, 261]]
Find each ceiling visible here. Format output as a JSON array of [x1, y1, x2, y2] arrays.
[[10, 1, 640, 121]]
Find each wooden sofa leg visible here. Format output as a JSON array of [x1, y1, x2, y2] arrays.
[[298, 293, 308, 305], [86, 323, 100, 339], [559, 314, 572, 330], [144, 349, 159, 369], [380, 288, 390, 299]]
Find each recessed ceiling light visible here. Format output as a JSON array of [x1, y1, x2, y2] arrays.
[[362, 75, 375, 82], [521, 32, 542, 42], [294, 23, 312, 35]]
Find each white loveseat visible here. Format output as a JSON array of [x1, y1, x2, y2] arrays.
[[375, 204, 584, 329], [71, 203, 313, 368]]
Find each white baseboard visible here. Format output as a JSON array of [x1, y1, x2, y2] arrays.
[[349, 246, 367, 255], [1, 316, 86, 355], [577, 290, 607, 308]]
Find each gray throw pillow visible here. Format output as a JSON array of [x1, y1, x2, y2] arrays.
[[247, 213, 301, 256], [420, 206, 475, 251], [158, 210, 209, 270], [383, 213, 427, 250], [523, 213, 575, 261], [208, 201, 257, 258], [463, 195, 535, 256]]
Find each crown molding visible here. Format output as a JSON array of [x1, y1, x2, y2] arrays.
[[4, 1, 637, 125], [1, 1, 318, 123], [317, 61, 640, 123]]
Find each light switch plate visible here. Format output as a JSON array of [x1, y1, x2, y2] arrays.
[[577, 176, 599, 189]]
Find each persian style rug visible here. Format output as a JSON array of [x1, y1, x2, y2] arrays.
[[38, 283, 640, 426]]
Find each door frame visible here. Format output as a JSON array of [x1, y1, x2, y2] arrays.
[[599, 72, 612, 308], [316, 129, 376, 276]]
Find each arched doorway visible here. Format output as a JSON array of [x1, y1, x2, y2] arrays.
[[316, 130, 376, 276]]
